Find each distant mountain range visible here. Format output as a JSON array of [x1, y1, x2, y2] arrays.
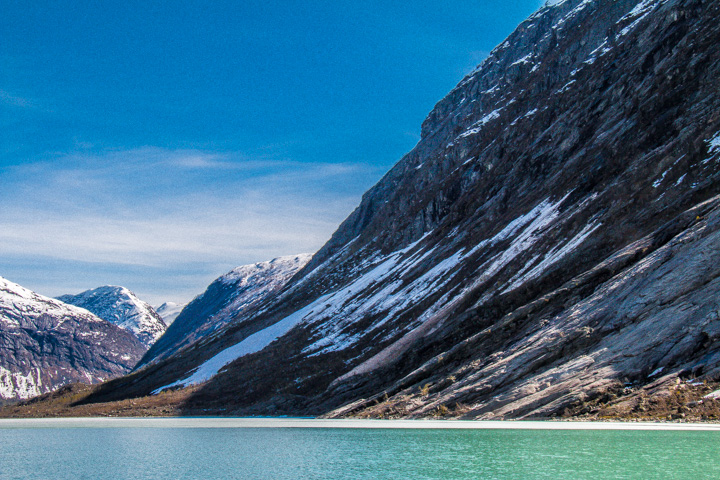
[[0, 277, 145, 401], [155, 302, 184, 326], [0, 257, 314, 402]]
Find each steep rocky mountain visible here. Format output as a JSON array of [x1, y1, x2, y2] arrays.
[[58, 286, 166, 348], [155, 302, 184, 326], [86, 0, 720, 419], [139, 254, 312, 367], [0, 277, 145, 401]]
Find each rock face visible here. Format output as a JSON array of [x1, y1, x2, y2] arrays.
[[58, 286, 167, 348], [138, 254, 312, 367], [0, 277, 146, 401], [89, 0, 720, 419], [155, 303, 184, 327]]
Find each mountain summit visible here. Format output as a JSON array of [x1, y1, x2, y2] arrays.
[[77, 0, 720, 419], [59, 286, 167, 348], [140, 254, 312, 367]]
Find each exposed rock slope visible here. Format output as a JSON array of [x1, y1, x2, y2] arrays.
[[139, 254, 312, 367], [59, 286, 166, 348], [87, 0, 720, 419], [0, 277, 145, 400]]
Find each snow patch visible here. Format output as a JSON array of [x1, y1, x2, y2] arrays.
[[555, 79, 576, 95], [553, 0, 594, 30], [458, 108, 503, 139], [152, 298, 324, 394], [584, 40, 612, 65], [705, 389, 720, 400], [302, 247, 470, 356], [503, 222, 601, 293], [649, 367, 664, 377], [469, 195, 571, 292], [510, 54, 533, 67], [653, 168, 670, 188], [709, 132, 720, 152], [617, 0, 667, 38], [0, 366, 42, 400], [702, 132, 720, 165]]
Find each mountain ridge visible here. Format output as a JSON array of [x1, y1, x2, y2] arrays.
[[139, 254, 312, 367], [21, 0, 720, 420]]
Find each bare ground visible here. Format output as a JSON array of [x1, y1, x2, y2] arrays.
[[0, 384, 199, 418], [3, 375, 720, 423]]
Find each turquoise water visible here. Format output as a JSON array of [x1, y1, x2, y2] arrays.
[[0, 422, 718, 479]]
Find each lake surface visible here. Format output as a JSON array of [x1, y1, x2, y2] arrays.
[[1, 419, 718, 479]]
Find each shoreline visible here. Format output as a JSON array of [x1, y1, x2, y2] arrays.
[[2, 417, 720, 430]]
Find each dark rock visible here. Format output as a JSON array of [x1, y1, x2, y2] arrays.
[[88, 0, 720, 420]]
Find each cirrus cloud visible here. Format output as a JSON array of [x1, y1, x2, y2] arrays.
[[0, 147, 384, 304]]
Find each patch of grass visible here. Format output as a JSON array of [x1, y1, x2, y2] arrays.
[[431, 404, 450, 417]]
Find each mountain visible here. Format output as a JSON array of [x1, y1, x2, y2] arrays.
[[139, 254, 312, 367], [84, 0, 720, 419], [155, 302, 184, 326], [58, 286, 167, 348], [0, 277, 145, 401]]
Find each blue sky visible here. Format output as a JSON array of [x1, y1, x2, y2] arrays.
[[1, 1, 548, 305]]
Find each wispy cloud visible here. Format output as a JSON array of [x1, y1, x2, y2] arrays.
[[0, 89, 40, 109], [0, 147, 384, 303], [167, 155, 233, 169]]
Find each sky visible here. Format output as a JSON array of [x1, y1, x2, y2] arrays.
[[1, 1, 550, 306]]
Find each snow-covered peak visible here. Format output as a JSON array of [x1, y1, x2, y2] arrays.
[[58, 285, 167, 347], [0, 275, 35, 300], [155, 302, 185, 326], [139, 254, 313, 366], [220, 254, 313, 286], [0, 276, 104, 323], [214, 254, 313, 321]]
